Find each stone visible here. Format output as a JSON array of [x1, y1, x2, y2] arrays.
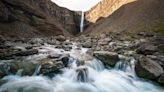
[[0, 49, 38, 60], [63, 45, 72, 51], [158, 74, 164, 85], [136, 43, 157, 55], [93, 51, 119, 67], [48, 54, 62, 59], [40, 60, 64, 74], [29, 38, 44, 45], [56, 35, 66, 41], [82, 41, 92, 48], [15, 49, 39, 56], [60, 54, 70, 67], [135, 56, 164, 80], [137, 32, 154, 37]]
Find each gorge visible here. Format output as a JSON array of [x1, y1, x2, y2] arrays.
[[0, 0, 164, 92]]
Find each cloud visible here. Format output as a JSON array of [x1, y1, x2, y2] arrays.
[[51, 0, 101, 12]]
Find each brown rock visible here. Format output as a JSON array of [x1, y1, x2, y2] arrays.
[[135, 56, 164, 80]]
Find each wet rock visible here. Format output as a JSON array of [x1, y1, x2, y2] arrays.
[[0, 61, 29, 77], [93, 51, 119, 67], [48, 54, 62, 59], [40, 59, 64, 74], [135, 56, 164, 80], [63, 45, 72, 51], [76, 66, 88, 82], [0, 62, 9, 78], [61, 54, 70, 67], [82, 41, 92, 48], [56, 35, 66, 41], [46, 39, 57, 45], [158, 74, 164, 85], [136, 43, 157, 55]]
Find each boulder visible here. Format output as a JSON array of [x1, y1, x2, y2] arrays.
[[48, 54, 62, 59], [55, 35, 66, 41], [135, 56, 164, 80], [136, 43, 157, 55], [0, 49, 38, 60], [40, 59, 64, 74], [98, 38, 112, 45], [82, 41, 92, 48], [158, 74, 164, 85], [15, 49, 39, 56], [61, 55, 70, 67], [93, 51, 119, 67]]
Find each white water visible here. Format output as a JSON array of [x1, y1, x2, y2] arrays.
[[0, 45, 163, 92], [80, 12, 85, 32]]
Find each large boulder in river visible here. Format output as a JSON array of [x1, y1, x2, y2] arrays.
[[135, 56, 164, 80], [93, 51, 119, 67], [39, 59, 64, 75]]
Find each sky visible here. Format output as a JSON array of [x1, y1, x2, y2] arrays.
[[51, 0, 101, 12]]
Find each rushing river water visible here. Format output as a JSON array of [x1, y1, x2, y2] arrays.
[[0, 44, 163, 92]]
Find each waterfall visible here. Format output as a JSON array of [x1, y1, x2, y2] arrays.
[[0, 45, 164, 92], [80, 12, 84, 32]]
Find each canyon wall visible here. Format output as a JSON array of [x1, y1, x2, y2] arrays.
[[85, 0, 164, 35], [85, 0, 136, 23], [0, 0, 78, 40]]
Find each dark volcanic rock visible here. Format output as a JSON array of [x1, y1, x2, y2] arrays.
[[93, 51, 119, 67]]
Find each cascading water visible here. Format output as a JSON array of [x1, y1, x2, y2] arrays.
[[0, 44, 164, 92], [80, 12, 85, 32]]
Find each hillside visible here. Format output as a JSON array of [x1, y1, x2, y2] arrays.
[[0, 0, 79, 40], [84, 0, 164, 36]]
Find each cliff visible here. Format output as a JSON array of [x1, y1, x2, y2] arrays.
[[0, 0, 79, 40], [85, 0, 164, 35]]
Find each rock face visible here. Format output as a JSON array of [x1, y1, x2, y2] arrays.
[[0, 0, 79, 40], [86, 0, 136, 23], [85, 0, 164, 35]]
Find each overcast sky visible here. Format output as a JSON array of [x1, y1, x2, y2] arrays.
[[51, 0, 101, 12]]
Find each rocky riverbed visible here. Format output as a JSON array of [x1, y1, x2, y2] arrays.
[[0, 31, 164, 86]]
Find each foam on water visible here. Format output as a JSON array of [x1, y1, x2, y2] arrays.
[[0, 45, 163, 92]]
